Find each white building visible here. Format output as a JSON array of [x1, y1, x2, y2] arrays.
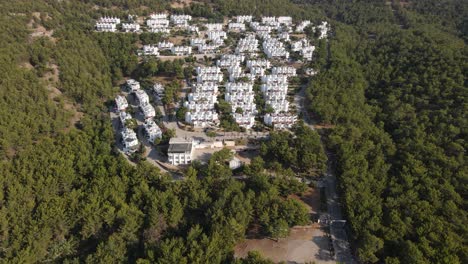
[[278, 32, 290, 42], [301, 45, 315, 61], [188, 25, 199, 34], [262, 75, 288, 84], [228, 22, 246, 31], [147, 17, 169, 28], [266, 99, 290, 113], [296, 20, 311, 33], [261, 16, 276, 25], [234, 113, 255, 129], [236, 15, 253, 23], [185, 111, 219, 127], [134, 89, 149, 105], [168, 138, 194, 165], [171, 14, 192, 27], [246, 59, 271, 69], [115, 95, 128, 111], [316, 21, 329, 39], [226, 82, 253, 93], [98, 16, 120, 24], [250, 66, 265, 77], [158, 41, 174, 50], [236, 35, 259, 54], [197, 66, 221, 75], [141, 45, 159, 56], [140, 102, 156, 119], [263, 38, 289, 59], [197, 73, 223, 83], [149, 13, 168, 20], [119, 111, 132, 126], [126, 79, 140, 92], [190, 38, 205, 47], [121, 127, 139, 153], [96, 22, 117, 32], [171, 46, 192, 56], [205, 23, 223, 31], [122, 23, 140, 32], [207, 31, 227, 40], [192, 82, 219, 93], [272, 66, 297, 77], [277, 16, 293, 26], [225, 92, 255, 104], [144, 119, 162, 143], [264, 113, 297, 129], [229, 156, 243, 169], [197, 44, 219, 54]]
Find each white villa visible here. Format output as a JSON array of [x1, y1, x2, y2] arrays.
[[171, 46, 192, 56], [134, 89, 149, 105], [119, 111, 132, 126], [158, 41, 174, 50], [140, 102, 156, 119], [205, 23, 223, 31], [126, 79, 141, 92], [122, 23, 140, 32], [115, 95, 128, 111], [141, 45, 159, 56], [236, 15, 253, 23], [96, 22, 117, 32], [228, 22, 246, 31], [272, 66, 297, 77], [144, 119, 162, 143], [264, 113, 297, 129], [121, 127, 139, 153]]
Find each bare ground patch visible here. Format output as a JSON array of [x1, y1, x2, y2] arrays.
[[234, 226, 334, 264], [235, 187, 333, 263]]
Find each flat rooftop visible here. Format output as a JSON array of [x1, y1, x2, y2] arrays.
[[168, 138, 193, 153]]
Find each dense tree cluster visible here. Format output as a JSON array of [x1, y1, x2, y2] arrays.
[[260, 123, 327, 175], [306, 1, 467, 263]]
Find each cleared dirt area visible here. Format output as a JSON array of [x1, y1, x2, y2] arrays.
[[234, 187, 334, 263], [235, 225, 334, 264]]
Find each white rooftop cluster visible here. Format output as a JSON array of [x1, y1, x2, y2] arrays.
[[291, 39, 315, 61], [235, 34, 259, 55], [184, 67, 222, 127], [141, 45, 159, 56], [147, 13, 170, 33], [135, 89, 156, 120], [261, 75, 297, 129], [171, 46, 192, 56], [122, 22, 140, 32], [216, 54, 244, 68], [196, 66, 223, 83], [228, 22, 246, 32], [263, 38, 289, 59], [96, 16, 121, 32], [225, 82, 257, 129], [236, 15, 253, 23], [171, 14, 192, 28], [271, 66, 297, 77], [205, 23, 223, 31], [158, 41, 174, 50]]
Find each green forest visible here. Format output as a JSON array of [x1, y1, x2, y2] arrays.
[[0, 0, 466, 263]]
